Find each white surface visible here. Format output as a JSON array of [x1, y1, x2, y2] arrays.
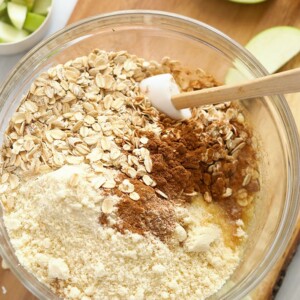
[[0, 0, 299, 298], [276, 247, 300, 299]]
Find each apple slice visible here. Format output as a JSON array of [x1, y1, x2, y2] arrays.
[[229, 0, 266, 3], [0, 1, 6, 17], [11, 0, 36, 11], [246, 26, 300, 74], [225, 26, 300, 84], [0, 14, 11, 24], [32, 0, 51, 15], [7, 2, 28, 29], [0, 20, 29, 42], [23, 12, 45, 32]]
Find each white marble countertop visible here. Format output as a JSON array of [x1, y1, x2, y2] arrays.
[[0, 0, 299, 298]]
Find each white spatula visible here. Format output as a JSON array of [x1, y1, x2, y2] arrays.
[[140, 68, 300, 119]]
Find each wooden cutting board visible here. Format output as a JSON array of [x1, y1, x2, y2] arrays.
[[1, 0, 299, 299]]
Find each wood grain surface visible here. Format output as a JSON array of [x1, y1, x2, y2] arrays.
[[69, 0, 300, 45], [1, 0, 300, 299]]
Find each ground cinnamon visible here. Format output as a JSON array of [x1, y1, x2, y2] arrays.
[[145, 114, 260, 220], [100, 176, 176, 241], [101, 106, 260, 241]]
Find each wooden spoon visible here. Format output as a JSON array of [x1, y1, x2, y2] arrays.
[[140, 68, 300, 119], [173, 67, 300, 109]]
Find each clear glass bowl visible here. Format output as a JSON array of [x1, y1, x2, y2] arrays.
[[0, 10, 299, 300]]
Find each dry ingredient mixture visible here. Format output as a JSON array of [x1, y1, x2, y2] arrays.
[[0, 50, 261, 300]]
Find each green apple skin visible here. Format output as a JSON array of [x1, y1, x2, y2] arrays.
[[0, 14, 11, 25], [11, 0, 35, 11], [23, 11, 45, 32], [32, 0, 51, 15], [0, 2, 7, 16]]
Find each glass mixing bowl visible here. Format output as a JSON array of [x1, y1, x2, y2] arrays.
[[0, 10, 299, 300]]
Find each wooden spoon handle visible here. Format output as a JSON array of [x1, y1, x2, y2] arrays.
[[172, 68, 300, 109]]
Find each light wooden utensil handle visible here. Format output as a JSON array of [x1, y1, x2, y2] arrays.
[[172, 68, 300, 109]]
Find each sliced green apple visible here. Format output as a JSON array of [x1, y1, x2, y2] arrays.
[[0, 2, 7, 16], [23, 11, 45, 32], [0, 20, 29, 42], [7, 2, 27, 29], [225, 26, 300, 84], [0, 13, 11, 25], [32, 0, 51, 15], [246, 26, 300, 74], [229, 0, 266, 3], [11, 0, 35, 11]]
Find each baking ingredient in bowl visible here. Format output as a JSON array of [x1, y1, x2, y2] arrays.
[[0, 50, 261, 299], [3, 164, 239, 299]]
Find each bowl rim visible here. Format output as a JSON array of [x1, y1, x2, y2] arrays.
[[0, 0, 53, 47], [0, 9, 299, 299]]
